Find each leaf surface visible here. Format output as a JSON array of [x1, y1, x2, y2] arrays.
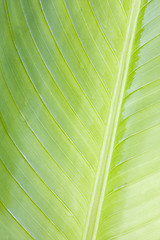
[[0, 0, 160, 239]]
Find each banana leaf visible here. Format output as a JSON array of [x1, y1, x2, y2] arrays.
[[0, 0, 160, 239]]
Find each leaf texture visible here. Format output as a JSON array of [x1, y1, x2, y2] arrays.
[[0, 0, 160, 239]]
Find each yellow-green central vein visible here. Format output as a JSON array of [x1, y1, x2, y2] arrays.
[[82, 1, 141, 239]]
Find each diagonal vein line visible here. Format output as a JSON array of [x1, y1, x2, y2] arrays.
[[117, 0, 128, 20], [108, 213, 160, 240], [38, 0, 103, 124], [136, 14, 160, 36], [100, 196, 160, 236], [114, 121, 160, 151], [0, 159, 69, 240], [120, 98, 160, 124], [52, 0, 113, 94], [19, 0, 98, 167], [87, 0, 119, 64], [0, 63, 88, 211], [4, 0, 96, 173], [0, 200, 35, 240], [128, 54, 160, 77], [109, 150, 149, 174], [19, 0, 99, 146], [140, 0, 152, 12], [76, 0, 117, 79], [105, 166, 160, 201], [106, 0, 124, 38], [62, 0, 111, 97], [132, 33, 160, 55], [124, 77, 160, 101], [1, 195, 55, 240], [104, 158, 160, 201], [0, 110, 82, 229], [138, 1, 160, 24]]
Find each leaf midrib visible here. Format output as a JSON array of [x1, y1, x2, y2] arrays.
[[83, 1, 141, 239]]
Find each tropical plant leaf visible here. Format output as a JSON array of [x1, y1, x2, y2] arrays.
[[1, 0, 160, 239]]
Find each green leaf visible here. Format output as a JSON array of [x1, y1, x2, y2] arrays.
[[0, 0, 160, 239]]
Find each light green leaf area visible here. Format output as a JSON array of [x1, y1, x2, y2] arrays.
[[0, 0, 160, 239]]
